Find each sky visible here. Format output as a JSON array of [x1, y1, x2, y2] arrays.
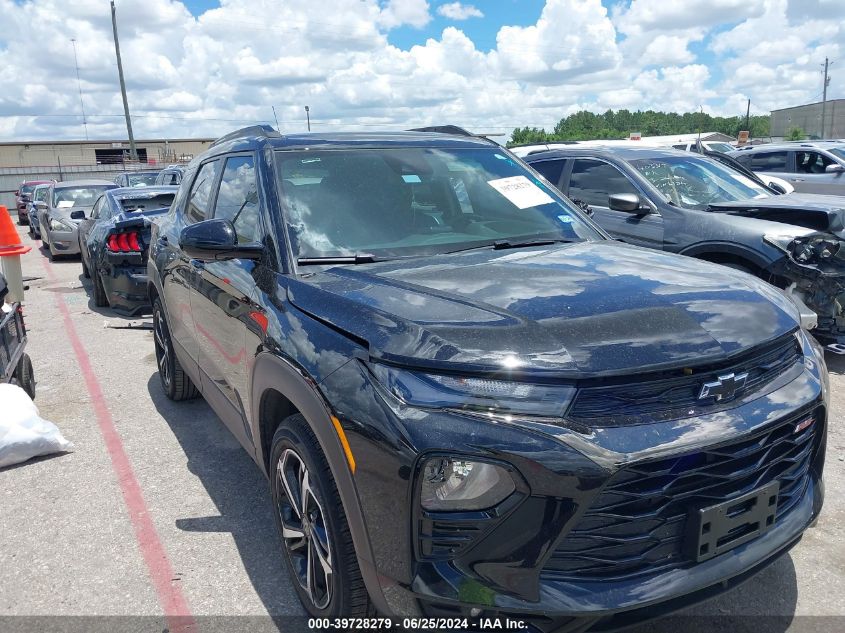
[[0, 0, 843, 142]]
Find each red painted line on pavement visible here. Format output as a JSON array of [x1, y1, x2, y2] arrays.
[[41, 257, 196, 632]]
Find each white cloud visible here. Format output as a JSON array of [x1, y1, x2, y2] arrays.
[[437, 2, 483, 20], [379, 0, 432, 29], [0, 0, 843, 142]]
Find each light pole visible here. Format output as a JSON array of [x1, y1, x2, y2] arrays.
[[304, 105, 311, 132], [111, 0, 138, 161], [70, 39, 88, 140]]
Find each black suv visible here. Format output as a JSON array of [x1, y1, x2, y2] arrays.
[[148, 126, 827, 629]]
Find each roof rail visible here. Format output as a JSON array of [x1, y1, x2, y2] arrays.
[[211, 124, 281, 147], [408, 125, 475, 136]]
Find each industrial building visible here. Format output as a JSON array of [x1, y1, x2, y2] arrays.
[[770, 99, 845, 139], [0, 137, 213, 169], [0, 137, 213, 210]]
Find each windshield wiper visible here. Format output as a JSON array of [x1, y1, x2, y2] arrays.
[[297, 253, 380, 266], [492, 238, 576, 250], [446, 238, 576, 255]]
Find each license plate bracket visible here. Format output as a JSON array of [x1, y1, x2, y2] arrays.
[[686, 480, 780, 563]]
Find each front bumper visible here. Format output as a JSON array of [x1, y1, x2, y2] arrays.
[[321, 331, 827, 625], [47, 228, 80, 255]]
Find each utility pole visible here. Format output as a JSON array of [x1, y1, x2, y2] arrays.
[[304, 105, 311, 131], [745, 98, 751, 134], [110, 0, 137, 161], [70, 39, 88, 141], [821, 57, 832, 139], [272, 106, 280, 132]]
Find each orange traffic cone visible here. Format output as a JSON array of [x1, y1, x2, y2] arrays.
[[0, 205, 30, 257], [0, 205, 31, 304]]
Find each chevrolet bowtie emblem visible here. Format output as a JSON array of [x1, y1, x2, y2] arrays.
[[698, 371, 749, 402]]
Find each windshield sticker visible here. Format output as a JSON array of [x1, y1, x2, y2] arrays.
[[557, 214, 574, 223], [56, 201, 74, 208], [402, 174, 421, 183], [487, 176, 555, 209]]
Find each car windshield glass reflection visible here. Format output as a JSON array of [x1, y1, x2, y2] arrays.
[[631, 156, 771, 210], [53, 186, 112, 207], [277, 147, 600, 260], [127, 173, 159, 186]]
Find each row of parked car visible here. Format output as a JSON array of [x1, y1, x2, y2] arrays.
[[10, 127, 832, 628], [14, 169, 182, 313]]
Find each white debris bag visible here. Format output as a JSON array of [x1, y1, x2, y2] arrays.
[[0, 384, 73, 468]]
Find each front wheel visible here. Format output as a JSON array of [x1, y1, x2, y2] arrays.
[[152, 298, 199, 401], [270, 415, 373, 618]]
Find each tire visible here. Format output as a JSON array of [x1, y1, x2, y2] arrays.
[[152, 297, 199, 401], [270, 415, 373, 618], [14, 353, 36, 400], [92, 271, 108, 307], [17, 212, 27, 226], [81, 255, 90, 279]]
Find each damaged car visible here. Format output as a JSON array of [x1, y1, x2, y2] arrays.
[[524, 146, 845, 343], [77, 186, 177, 314]]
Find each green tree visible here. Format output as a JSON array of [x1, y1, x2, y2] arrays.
[[507, 109, 772, 146], [786, 126, 805, 141]]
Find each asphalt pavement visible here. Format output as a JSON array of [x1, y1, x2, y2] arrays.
[[0, 223, 843, 632]]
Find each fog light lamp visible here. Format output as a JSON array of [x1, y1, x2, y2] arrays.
[[420, 458, 515, 511]]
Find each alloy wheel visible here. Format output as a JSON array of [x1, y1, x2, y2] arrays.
[[276, 448, 333, 610], [153, 307, 172, 390]]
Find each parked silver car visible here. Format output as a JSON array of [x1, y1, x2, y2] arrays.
[[38, 180, 117, 259], [730, 141, 845, 195]]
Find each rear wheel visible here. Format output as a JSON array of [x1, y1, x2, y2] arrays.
[[92, 271, 108, 307], [270, 415, 372, 618], [14, 353, 36, 400], [152, 298, 199, 401], [81, 255, 90, 279], [17, 212, 27, 226]]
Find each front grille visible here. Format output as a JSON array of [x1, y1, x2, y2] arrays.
[[543, 407, 820, 582], [568, 334, 802, 426]]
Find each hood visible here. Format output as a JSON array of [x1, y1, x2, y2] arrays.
[[287, 242, 799, 377], [709, 192, 845, 234]]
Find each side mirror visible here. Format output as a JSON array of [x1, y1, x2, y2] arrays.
[[34, 201, 47, 210], [825, 164, 844, 174], [70, 210, 86, 220], [609, 193, 648, 214], [179, 218, 263, 261]]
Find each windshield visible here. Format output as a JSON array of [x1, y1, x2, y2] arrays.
[[828, 147, 845, 162], [33, 186, 49, 202], [126, 173, 160, 187], [20, 184, 35, 195], [118, 193, 175, 213], [276, 147, 600, 260], [53, 186, 113, 208], [630, 155, 772, 209], [705, 142, 735, 154]]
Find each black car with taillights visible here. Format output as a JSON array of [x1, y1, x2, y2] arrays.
[[147, 125, 827, 630], [77, 186, 177, 314]]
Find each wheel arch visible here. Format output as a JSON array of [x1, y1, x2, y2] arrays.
[[251, 352, 389, 615], [679, 242, 773, 276]]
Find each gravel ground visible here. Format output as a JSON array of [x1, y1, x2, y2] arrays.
[[0, 223, 843, 632]]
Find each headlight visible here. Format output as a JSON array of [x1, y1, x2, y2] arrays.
[[49, 217, 74, 232], [370, 363, 576, 418], [765, 232, 845, 266], [420, 457, 516, 511]]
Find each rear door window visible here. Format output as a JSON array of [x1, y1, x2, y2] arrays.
[[749, 151, 788, 172], [567, 159, 639, 207], [531, 160, 565, 188], [186, 160, 221, 223], [213, 155, 261, 243]]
